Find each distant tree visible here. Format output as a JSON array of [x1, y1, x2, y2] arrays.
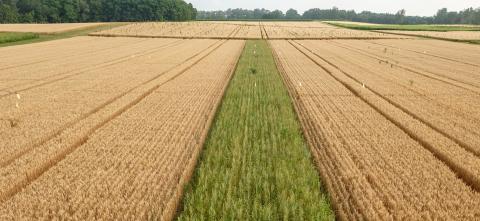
[[262, 9, 284, 19], [0, 3, 18, 22], [196, 7, 480, 24], [197, 6, 480, 24], [302, 8, 322, 19], [473, 8, 480, 24], [434, 8, 449, 23], [196, 10, 226, 20], [2, 2, 479, 24], [253, 8, 268, 19], [395, 9, 406, 23], [0, 0, 196, 23], [285, 8, 300, 19]]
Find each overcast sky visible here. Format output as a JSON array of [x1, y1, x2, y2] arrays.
[[185, 0, 479, 16]]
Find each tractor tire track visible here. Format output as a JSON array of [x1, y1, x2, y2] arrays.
[[260, 22, 265, 40], [262, 24, 270, 40]]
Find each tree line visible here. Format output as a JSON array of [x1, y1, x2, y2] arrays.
[[197, 7, 480, 24], [0, 0, 197, 23]]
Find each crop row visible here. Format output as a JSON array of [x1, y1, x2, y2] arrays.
[[0, 39, 244, 220], [364, 39, 480, 67], [329, 39, 480, 91], [0, 36, 225, 193], [270, 40, 480, 220], [0, 37, 220, 167], [295, 40, 480, 160]]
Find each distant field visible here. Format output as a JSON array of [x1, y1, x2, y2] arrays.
[[326, 21, 480, 43], [92, 21, 409, 40], [377, 30, 480, 42], [0, 32, 38, 44], [0, 23, 126, 47], [326, 21, 480, 31], [0, 23, 105, 34]]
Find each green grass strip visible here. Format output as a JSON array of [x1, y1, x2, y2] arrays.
[[326, 22, 480, 32], [0, 23, 127, 48], [177, 40, 334, 221], [0, 32, 39, 44]]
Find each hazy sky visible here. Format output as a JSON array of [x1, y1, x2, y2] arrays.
[[185, 0, 479, 16]]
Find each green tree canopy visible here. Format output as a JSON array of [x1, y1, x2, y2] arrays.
[[0, 0, 196, 23], [197, 7, 480, 24], [285, 8, 300, 19]]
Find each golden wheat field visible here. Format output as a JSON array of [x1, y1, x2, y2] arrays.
[[0, 23, 106, 34], [381, 30, 480, 40], [1, 20, 480, 220], [270, 39, 480, 219], [92, 21, 407, 40], [0, 36, 244, 219]]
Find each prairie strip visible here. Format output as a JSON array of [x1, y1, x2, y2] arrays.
[[177, 40, 334, 220], [0, 32, 39, 44]]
